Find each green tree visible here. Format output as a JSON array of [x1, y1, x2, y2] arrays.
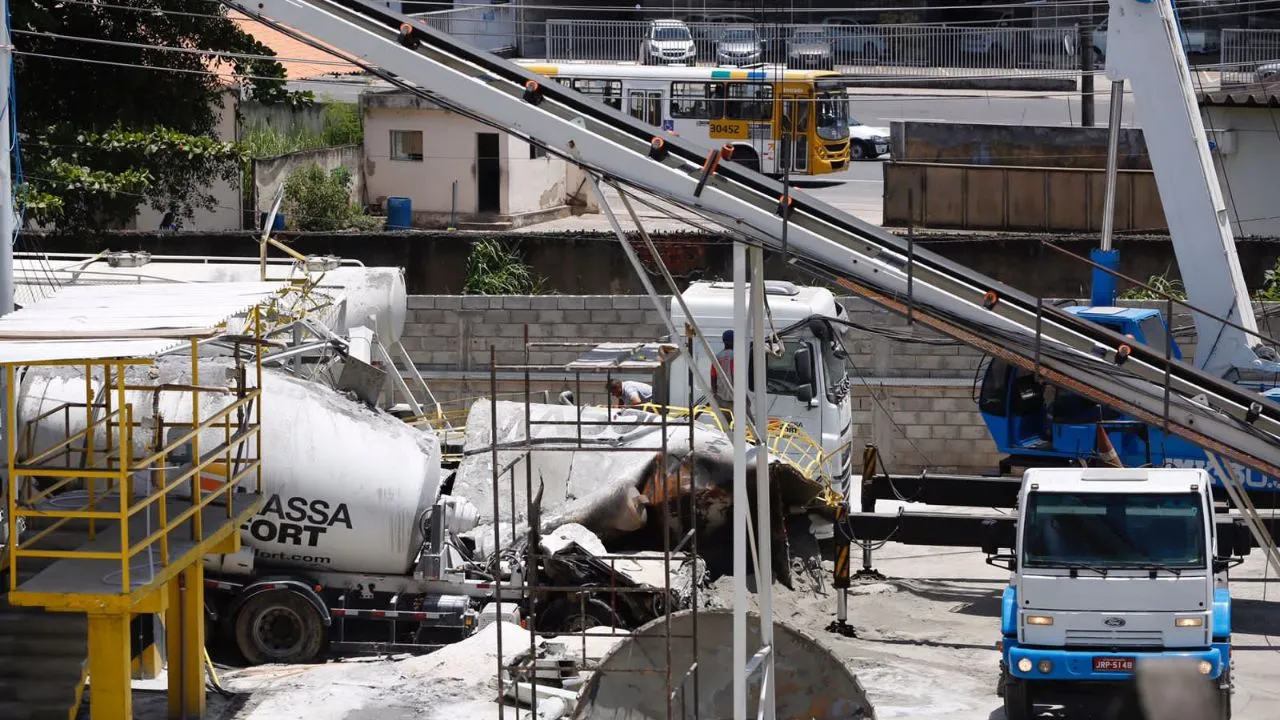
[[13, 0, 307, 230]]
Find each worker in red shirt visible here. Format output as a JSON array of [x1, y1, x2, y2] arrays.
[[710, 330, 737, 427]]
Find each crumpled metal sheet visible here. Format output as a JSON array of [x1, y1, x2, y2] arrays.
[[452, 401, 823, 545]]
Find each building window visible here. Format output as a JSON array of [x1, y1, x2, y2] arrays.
[[570, 78, 622, 111], [529, 142, 547, 160], [670, 82, 724, 119], [390, 130, 424, 161], [725, 83, 773, 122]]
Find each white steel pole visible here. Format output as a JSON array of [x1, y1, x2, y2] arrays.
[[750, 244, 776, 720], [732, 240, 748, 720], [0, 0, 14, 316]]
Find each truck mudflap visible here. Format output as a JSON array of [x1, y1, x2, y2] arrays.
[[1003, 641, 1226, 681]]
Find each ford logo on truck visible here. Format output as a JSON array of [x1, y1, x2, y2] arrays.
[[1104, 617, 1126, 627]]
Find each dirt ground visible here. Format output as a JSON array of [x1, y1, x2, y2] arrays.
[[121, 511, 1280, 720]]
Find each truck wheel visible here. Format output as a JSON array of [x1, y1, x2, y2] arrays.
[[539, 597, 621, 633], [234, 591, 325, 665], [1003, 676, 1034, 720]]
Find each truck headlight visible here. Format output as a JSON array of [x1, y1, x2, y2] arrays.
[[1175, 616, 1204, 628], [1017, 658, 1033, 673], [1198, 660, 1214, 675], [1026, 615, 1054, 626], [1037, 660, 1053, 674]]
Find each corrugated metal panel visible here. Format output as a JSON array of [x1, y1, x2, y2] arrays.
[[0, 282, 286, 364]]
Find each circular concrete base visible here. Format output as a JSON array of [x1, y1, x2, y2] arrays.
[[570, 609, 876, 719]]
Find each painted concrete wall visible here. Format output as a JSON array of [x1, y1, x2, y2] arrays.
[[253, 145, 364, 216], [362, 92, 577, 225], [1202, 105, 1280, 238]]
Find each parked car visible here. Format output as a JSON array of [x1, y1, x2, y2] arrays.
[[848, 116, 890, 160], [822, 17, 888, 61], [1086, 21, 1217, 61], [1255, 61, 1280, 84], [716, 26, 764, 66], [640, 19, 696, 65], [787, 27, 834, 70], [685, 13, 754, 42]]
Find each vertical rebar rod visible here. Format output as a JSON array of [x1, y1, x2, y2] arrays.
[[1100, 79, 1125, 252], [489, 346, 504, 720], [523, 325, 537, 719], [750, 244, 776, 720], [731, 241, 748, 720]]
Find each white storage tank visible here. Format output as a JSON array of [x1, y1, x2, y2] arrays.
[[18, 358, 441, 575]]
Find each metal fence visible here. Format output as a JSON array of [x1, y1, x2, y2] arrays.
[[1220, 28, 1280, 86], [542, 20, 1082, 74], [416, 3, 519, 55]]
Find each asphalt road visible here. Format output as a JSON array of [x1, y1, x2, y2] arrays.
[[800, 87, 1142, 226]]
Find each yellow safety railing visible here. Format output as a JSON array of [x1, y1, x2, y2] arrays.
[[5, 328, 266, 598]]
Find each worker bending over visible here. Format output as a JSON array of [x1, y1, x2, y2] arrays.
[[608, 378, 653, 407]]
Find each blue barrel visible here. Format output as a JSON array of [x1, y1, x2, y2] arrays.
[[386, 196, 412, 230], [259, 212, 286, 232]]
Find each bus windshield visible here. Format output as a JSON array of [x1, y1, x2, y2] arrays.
[[816, 92, 850, 141], [1023, 492, 1207, 569]]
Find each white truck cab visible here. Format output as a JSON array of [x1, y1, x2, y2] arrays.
[[991, 467, 1236, 719], [667, 280, 855, 491]]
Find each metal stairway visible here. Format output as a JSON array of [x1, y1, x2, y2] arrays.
[[0, 526, 89, 720]]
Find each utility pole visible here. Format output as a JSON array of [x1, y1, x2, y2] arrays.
[[0, 0, 14, 316], [1080, 13, 1096, 127]]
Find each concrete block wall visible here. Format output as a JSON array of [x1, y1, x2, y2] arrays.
[[404, 295, 999, 474], [402, 295, 666, 370]]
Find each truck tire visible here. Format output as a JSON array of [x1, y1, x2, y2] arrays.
[[234, 591, 326, 665], [539, 596, 621, 633], [1002, 676, 1034, 720]]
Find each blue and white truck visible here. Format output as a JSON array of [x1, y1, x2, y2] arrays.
[[989, 467, 1245, 719]]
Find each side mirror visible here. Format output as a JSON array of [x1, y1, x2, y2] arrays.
[[796, 383, 814, 403], [794, 345, 815, 385], [1212, 558, 1230, 574], [980, 518, 1000, 556]]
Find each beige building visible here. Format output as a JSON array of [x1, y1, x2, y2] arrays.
[[1199, 90, 1280, 238], [361, 90, 595, 228]]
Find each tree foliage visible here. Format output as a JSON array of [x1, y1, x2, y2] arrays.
[[13, 0, 305, 230]]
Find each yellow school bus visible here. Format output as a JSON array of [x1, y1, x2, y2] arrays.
[[517, 61, 852, 176]]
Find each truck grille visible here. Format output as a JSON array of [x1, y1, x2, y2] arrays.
[[1064, 629, 1164, 647]]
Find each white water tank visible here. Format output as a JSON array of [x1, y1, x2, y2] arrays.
[[18, 359, 440, 575]]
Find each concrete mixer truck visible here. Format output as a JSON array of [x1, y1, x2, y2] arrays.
[[15, 354, 525, 664]]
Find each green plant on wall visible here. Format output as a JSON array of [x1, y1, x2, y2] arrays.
[[242, 103, 364, 158], [463, 239, 546, 295], [1119, 273, 1187, 301]]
